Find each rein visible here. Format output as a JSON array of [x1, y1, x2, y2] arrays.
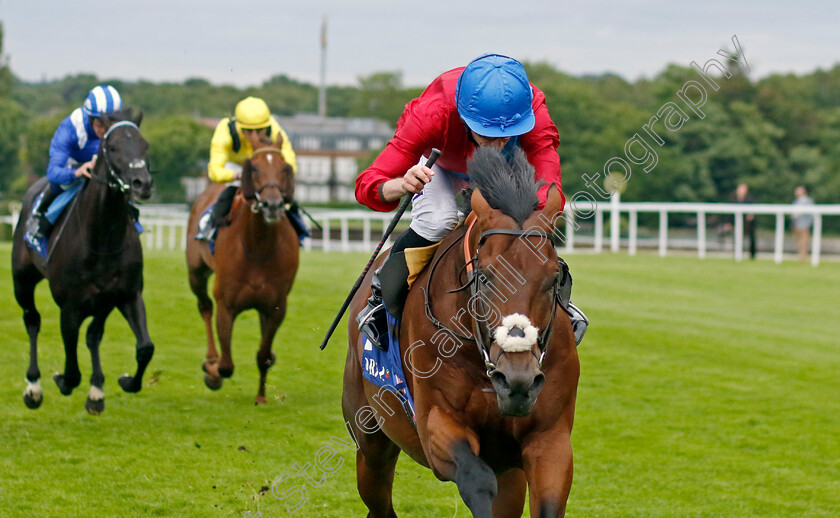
[[422, 216, 561, 376]]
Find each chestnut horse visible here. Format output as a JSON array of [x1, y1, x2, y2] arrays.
[[186, 144, 299, 404], [12, 109, 155, 414], [343, 148, 580, 517]]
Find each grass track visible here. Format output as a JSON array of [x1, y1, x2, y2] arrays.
[[0, 243, 838, 517]]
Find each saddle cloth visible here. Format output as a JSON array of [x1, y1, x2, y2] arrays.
[[361, 312, 416, 424]]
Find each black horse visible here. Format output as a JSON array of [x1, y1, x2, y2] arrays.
[[11, 109, 155, 414]]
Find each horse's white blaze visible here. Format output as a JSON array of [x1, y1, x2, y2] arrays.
[[88, 386, 105, 401], [24, 379, 43, 401], [267, 154, 274, 164], [494, 313, 539, 352]]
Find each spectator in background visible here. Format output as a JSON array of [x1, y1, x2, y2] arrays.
[[792, 186, 815, 262], [732, 183, 756, 259]]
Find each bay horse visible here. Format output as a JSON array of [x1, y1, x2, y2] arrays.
[[186, 143, 299, 404], [343, 148, 580, 517], [12, 109, 155, 414]]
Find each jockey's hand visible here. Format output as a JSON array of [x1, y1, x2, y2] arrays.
[[74, 158, 95, 178], [381, 165, 434, 202]]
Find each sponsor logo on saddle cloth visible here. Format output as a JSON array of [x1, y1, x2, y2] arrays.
[[361, 314, 416, 422]]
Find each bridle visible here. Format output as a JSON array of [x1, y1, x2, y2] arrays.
[[246, 147, 291, 213], [422, 217, 562, 376], [89, 120, 146, 194]]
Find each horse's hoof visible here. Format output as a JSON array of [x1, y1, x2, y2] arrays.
[[204, 373, 223, 391], [53, 373, 78, 396], [218, 365, 234, 379], [118, 374, 141, 393], [23, 380, 43, 409], [254, 395, 267, 405], [23, 392, 43, 409], [201, 358, 218, 373], [85, 397, 105, 415]]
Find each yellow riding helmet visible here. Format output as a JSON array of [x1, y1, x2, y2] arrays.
[[235, 97, 271, 129]]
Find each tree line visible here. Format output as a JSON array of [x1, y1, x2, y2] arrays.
[[1, 23, 838, 215]]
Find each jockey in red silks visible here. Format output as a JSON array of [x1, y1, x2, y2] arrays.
[[354, 53, 588, 351]]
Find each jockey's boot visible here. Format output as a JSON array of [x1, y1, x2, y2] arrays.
[[556, 257, 589, 346], [358, 229, 435, 351], [27, 187, 59, 239], [210, 185, 239, 228]]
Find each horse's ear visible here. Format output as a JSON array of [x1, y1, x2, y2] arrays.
[[241, 160, 256, 200], [540, 183, 564, 221], [274, 132, 283, 149], [524, 183, 564, 230], [132, 109, 143, 127], [470, 187, 492, 221]]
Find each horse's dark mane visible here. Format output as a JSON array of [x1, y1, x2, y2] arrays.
[[467, 147, 540, 226]]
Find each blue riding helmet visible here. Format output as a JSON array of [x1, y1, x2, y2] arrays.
[[456, 54, 536, 138], [83, 85, 123, 118]]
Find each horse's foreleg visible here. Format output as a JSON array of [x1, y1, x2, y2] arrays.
[[522, 433, 573, 518], [426, 407, 496, 518], [188, 265, 218, 364], [54, 308, 83, 396], [14, 268, 44, 409], [215, 305, 236, 379], [84, 311, 111, 414], [356, 441, 401, 518], [493, 469, 527, 518], [254, 306, 284, 405], [116, 293, 155, 393]]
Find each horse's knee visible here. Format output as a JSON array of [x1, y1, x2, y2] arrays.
[[23, 309, 41, 331], [451, 442, 497, 511]]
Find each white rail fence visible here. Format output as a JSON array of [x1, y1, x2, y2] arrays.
[[3, 199, 839, 266]]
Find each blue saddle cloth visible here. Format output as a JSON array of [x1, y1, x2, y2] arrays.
[[361, 313, 416, 423], [24, 181, 143, 258]]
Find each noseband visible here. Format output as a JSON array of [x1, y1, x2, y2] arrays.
[[423, 218, 561, 376], [90, 120, 144, 194]]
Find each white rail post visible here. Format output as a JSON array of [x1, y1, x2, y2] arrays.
[[168, 224, 177, 250], [811, 214, 822, 267], [774, 212, 785, 264], [322, 219, 330, 252], [154, 222, 164, 250], [628, 210, 637, 256], [610, 191, 620, 252], [734, 212, 743, 262], [340, 217, 349, 252], [697, 210, 706, 260], [362, 217, 371, 250], [658, 209, 668, 257], [594, 208, 603, 253], [564, 209, 575, 252]]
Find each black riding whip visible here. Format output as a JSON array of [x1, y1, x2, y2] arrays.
[[319, 148, 441, 350]]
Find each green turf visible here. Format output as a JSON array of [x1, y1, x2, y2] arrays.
[[0, 243, 838, 517]]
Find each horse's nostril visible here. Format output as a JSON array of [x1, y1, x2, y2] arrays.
[[532, 372, 546, 392], [132, 179, 143, 189], [490, 371, 509, 391]]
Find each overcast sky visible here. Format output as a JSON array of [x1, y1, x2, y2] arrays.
[[1, 0, 838, 89]]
